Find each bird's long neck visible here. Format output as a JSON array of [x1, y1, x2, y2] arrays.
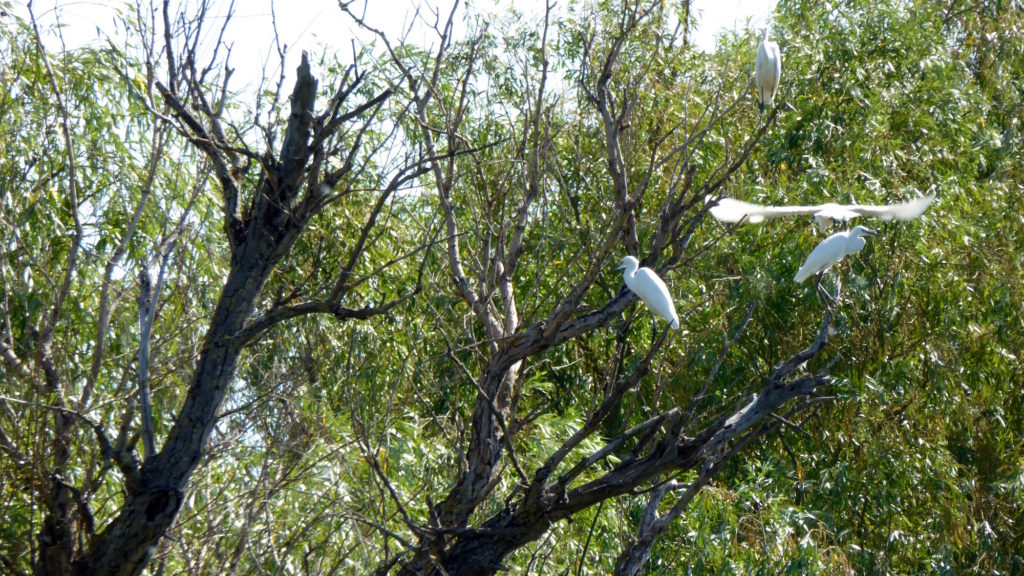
[[762, 28, 770, 41], [622, 263, 638, 282], [849, 233, 867, 254]]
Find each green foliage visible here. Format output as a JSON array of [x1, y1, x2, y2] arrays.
[[1, 0, 1021, 573], [645, 0, 1023, 573]]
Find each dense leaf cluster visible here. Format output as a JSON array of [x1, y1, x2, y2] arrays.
[[0, 0, 1020, 574]]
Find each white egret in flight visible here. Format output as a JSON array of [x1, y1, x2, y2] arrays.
[[794, 225, 878, 286], [711, 195, 935, 232], [755, 27, 782, 112], [616, 256, 680, 329]]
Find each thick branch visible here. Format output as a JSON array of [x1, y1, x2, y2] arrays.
[[78, 52, 325, 576], [397, 307, 836, 575]]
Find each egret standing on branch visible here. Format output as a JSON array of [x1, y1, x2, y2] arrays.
[[711, 195, 935, 232], [755, 27, 782, 112], [616, 256, 680, 330], [794, 225, 879, 304]]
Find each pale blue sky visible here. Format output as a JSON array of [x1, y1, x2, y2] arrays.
[[17, 0, 776, 89]]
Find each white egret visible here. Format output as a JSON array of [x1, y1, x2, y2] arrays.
[[616, 256, 679, 330], [711, 195, 935, 232], [754, 28, 782, 112], [794, 225, 878, 283]]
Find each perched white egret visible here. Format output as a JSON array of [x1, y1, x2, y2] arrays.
[[615, 256, 680, 330], [711, 195, 935, 232], [754, 27, 782, 112], [794, 225, 878, 283]]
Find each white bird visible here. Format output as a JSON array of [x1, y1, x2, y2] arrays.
[[754, 27, 782, 112], [794, 225, 878, 283], [615, 256, 679, 329], [711, 195, 935, 232]]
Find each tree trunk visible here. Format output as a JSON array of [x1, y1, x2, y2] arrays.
[[73, 225, 297, 576], [63, 54, 319, 576]]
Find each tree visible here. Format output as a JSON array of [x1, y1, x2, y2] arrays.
[[2, 1, 433, 573], [333, 2, 845, 573], [1, 0, 1021, 575]]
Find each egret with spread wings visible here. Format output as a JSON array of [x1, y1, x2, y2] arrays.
[[711, 195, 935, 231]]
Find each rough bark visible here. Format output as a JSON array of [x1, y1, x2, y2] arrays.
[[68, 54, 319, 576], [395, 310, 834, 575]]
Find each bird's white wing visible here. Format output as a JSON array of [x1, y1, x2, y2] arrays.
[[711, 198, 821, 224], [812, 204, 862, 232], [849, 195, 935, 221], [755, 43, 766, 77], [814, 204, 861, 222], [714, 195, 935, 227], [768, 42, 782, 72], [794, 233, 847, 282], [755, 41, 782, 107], [633, 268, 679, 329], [811, 203, 860, 228]]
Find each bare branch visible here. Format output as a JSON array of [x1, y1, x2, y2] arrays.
[[137, 268, 156, 460], [28, 2, 84, 338], [683, 302, 757, 423], [84, 123, 167, 410], [234, 224, 441, 348]]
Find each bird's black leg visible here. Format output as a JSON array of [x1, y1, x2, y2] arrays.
[[814, 272, 836, 311]]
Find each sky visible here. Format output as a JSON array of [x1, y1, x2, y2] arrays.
[[17, 0, 777, 91]]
